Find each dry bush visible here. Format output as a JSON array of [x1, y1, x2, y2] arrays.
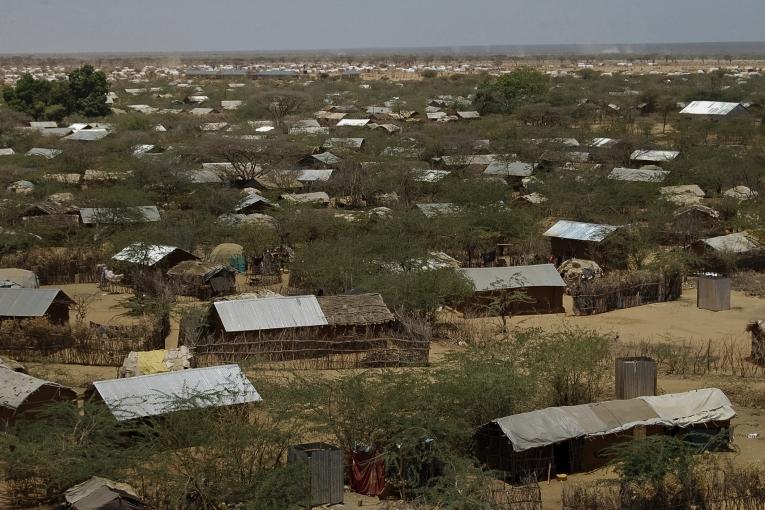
[[733, 271, 765, 298]]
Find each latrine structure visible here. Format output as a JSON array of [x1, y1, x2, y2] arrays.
[[191, 293, 429, 368]]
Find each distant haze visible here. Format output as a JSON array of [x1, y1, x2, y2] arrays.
[[1, 0, 764, 55]]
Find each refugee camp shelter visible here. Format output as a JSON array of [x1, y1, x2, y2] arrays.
[[208, 243, 247, 272], [680, 101, 749, 119], [234, 193, 275, 214], [166, 260, 237, 298], [475, 388, 734, 481], [198, 293, 421, 366], [113, 244, 198, 272], [630, 149, 680, 164], [65, 476, 149, 510], [0, 288, 74, 324], [0, 268, 39, 289], [543, 220, 622, 260], [0, 368, 77, 426], [608, 167, 669, 182], [89, 364, 262, 421], [457, 264, 566, 316], [693, 230, 765, 270], [79, 206, 161, 225]]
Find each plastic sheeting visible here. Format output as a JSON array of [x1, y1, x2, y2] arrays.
[[494, 388, 734, 452]]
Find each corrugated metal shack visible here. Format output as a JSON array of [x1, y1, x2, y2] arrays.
[[456, 264, 566, 316], [288, 443, 344, 506], [0, 288, 74, 324], [475, 388, 734, 481], [194, 293, 428, 368], [615, 357, 657, 399], [543, 220, 621, 261]]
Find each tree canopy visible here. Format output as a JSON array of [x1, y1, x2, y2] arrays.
[[2, 64, 110, 120]]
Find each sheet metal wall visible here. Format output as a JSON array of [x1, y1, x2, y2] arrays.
[[288, 443, 344, 506], [697, 276, 731, 312], [615, 357, 657, 400]]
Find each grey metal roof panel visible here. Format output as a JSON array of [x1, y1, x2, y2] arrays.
[[608, 167, 669, 182], [680, 101, 745, 116], [630, 149, 680, 162], [701, 231, 763, 253], [458, 264, 566, 292], [79, 206, 160, 224], [543, 220, 620, 242], [92, 364, 262, 421], [0, 288, 71, 317], [213, 295, 328, 333], [234, 193, 272, 212], [64, 129, 109, 141], [112, 244, 193, 266], [483, 161, 536, 177]]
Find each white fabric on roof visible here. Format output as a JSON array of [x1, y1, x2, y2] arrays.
[[493, 388, 734, 452]]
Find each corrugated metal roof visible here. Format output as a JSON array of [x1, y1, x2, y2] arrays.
[[213, 295, 328, 333], [311, 152, 341, 165], [630, 149, 680, 162], [459, 264, 566, 292], [336, 118, 370, 127], [234, 193, 272, 212], [295, 169, 333, 182], [0, 148, 15, 156], [608, 167, 669, 182], [543, 220, 620, 242], [187, 169, 223, 184], [0, 288, 72, 317], [483, 161, 536, 177], [323, 138, 365, 149], [0, 368, 75, 411], [112, 244, 193, 266], [680, 101, 745, 116], [64, 129, 109, 141], [92, 364, 262, 421], [281, 192, 330, 204], [79, 206, 160, 224]]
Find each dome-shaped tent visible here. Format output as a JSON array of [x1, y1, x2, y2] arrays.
[[208, 243, 246, 273]]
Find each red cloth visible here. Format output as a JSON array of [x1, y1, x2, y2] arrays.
[[351, 449, 386, 496]]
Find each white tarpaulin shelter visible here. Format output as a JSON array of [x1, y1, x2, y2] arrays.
[[492, 388, 734, 452]]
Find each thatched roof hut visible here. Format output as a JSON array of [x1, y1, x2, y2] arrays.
[[208, 243, 246, 272], [317, 294, 396, 326], [166, 260, 236, 298]]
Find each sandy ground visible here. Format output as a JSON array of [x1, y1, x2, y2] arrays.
[[22, 284, 765, 509]]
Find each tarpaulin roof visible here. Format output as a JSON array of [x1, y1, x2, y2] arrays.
[[491, 388, 734, 452], [65, 476, 147, 510], [92, 364, 261, 421]]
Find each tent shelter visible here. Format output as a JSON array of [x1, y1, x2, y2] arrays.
[[0, 368, 77, 426], [65, 476, 148, 510], [475, 388, 734, 481]]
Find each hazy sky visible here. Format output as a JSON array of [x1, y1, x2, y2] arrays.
[[1, 0, 763, 54]]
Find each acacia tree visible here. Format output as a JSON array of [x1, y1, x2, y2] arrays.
[[267, 92, 307, 127]]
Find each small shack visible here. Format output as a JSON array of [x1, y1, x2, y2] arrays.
[[697, 274, 732, 312], [543, 220, 621, 260], [0, 288, 74, 324], [475, 388, 734, 481], [65, 476, 149, 510], [0, 368, 77, 426], [456, 264, 566, 316], [288, 443, 344, 507], [112, 244, 198, 274], [89, 364, 262, 422], [615, 357, 657, 399], [166, 260, 237, 298]]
